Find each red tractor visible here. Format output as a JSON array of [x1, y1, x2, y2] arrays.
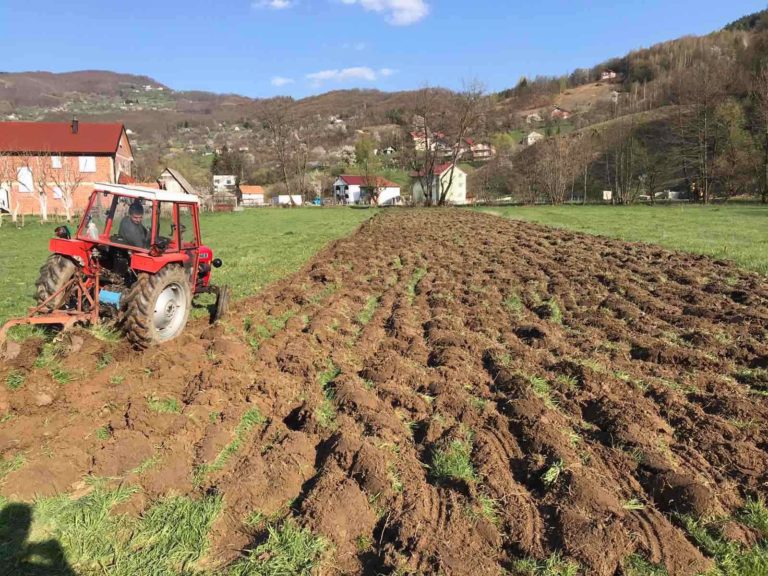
[[0, 183, 230, 349]]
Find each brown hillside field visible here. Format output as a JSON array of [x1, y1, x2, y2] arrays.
[[1, 210, 767, 575], [555, 81, 617, 111]]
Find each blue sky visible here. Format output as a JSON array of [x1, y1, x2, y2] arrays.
[[0, 0, 764, 99]]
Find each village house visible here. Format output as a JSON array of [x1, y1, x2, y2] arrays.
[[211, 174, 240, 211], [152, 168, 195, 195], [601, 69, 618, 81], [411, 163, 467, 205], [466, 140, 495, 161], [0, 120, 133, 217], [239, 185, 266, 206], [525, 131, 545, 146], [551, 106, 572, 120], [213, 174, 237, 193], [410, 131, 448, 153], [333, 174, 401, 206]]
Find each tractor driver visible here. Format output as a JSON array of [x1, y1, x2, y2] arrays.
[[118, 200, 149, 248]]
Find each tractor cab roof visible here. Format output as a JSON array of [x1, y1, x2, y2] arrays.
[[94, 183, 200, 205]]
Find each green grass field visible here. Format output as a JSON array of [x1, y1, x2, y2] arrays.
[[480, 204, 768, 275], [0, 207, 375, 326]]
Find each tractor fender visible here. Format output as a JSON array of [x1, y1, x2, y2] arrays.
[[49, 238, 90, 268], [130, 252, 188, 274]]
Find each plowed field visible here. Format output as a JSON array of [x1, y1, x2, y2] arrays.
[[2, 210, 768, 575]]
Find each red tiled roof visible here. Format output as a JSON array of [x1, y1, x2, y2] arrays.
[[339, 175, 399, 187], [0, 122, 126, 155], [240, 185, 265, 195]]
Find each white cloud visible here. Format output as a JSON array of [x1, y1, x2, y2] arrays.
[[306, 66, 397, 86], [271, 76, 295, 86], [253, 0, 294, 9], [339, 0, 429, 25]]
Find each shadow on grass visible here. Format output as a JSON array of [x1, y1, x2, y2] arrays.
[[0, 503, 75, 575]]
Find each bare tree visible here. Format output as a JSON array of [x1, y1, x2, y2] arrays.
[[259, 100, 308, 206], [712, 98, 760, 198], [438, 82, 487, 205], [50, 156, 85, 222], [679, 60, 726, 203], [532, 135, 579, 204], [411, 87, 444, 206], [0, 153, 21, 223], [409, 83, 486, 205], [13, 153, 53, 222]]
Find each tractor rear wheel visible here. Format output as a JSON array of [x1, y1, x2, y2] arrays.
[[35, 254, 78, 311], [121, 266, 191, 349]]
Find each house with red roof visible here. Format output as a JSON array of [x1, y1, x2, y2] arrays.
[[550, 106, 572, 120], [0, 120, 133, 218], [333, 174, 401, 206], [411, 163, 467, 205], [239, 185, 266, 206]]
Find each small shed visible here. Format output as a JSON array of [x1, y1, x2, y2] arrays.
[[240, 185, 266, 206], [333, 175, 401, 206], [274, 194, 303, 206]]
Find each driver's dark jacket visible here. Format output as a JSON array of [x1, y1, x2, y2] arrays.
[[117, 217, 149, 248]]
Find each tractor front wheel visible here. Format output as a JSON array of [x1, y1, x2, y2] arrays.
[[35, 254, 78, 311], [121, 266, 192, 349]]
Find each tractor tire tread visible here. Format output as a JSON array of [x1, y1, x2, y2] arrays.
[[121, 266, 191, 349], [34, 254, 78, 311]]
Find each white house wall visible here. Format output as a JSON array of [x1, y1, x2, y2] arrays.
[[377, 187, 401, 205], [411, 168, 467, 205]]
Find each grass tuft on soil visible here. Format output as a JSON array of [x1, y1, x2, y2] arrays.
[[147, 396, 181, 414], [355, 295, 380, 325], [195, 408, 267, 484], [315, 364, 341, 430], [622, 554, 669, 576], [680, 500, 768, 576], [430, 436, 475, 484], [511, 552, 580, 575], [229, 519, 328, 576], [5, 370, 25, 391]]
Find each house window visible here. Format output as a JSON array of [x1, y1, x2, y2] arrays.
[[17, 167, 33, 193], [79, 156, 96, 173], [53, 186, 63, 200], [51, 156, 62, 169]]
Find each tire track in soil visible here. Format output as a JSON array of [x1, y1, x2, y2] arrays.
[[1, 209, 767, 575]]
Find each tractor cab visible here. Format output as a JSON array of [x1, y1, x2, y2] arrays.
[[78, 185, 200, 254], [74, 185, 209, 290]]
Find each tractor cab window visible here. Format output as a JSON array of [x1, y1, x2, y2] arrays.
[[156, 202, 176, 248], [178, 205, 197, 248], [112, 196, 153, 250], [81, 193, 109, 240]]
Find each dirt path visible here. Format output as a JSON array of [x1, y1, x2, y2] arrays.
[[1, 210, 767, 575]]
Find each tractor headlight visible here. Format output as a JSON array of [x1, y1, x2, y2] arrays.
[[212, 258, 223, 268], [54, 226, 71, 239]]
